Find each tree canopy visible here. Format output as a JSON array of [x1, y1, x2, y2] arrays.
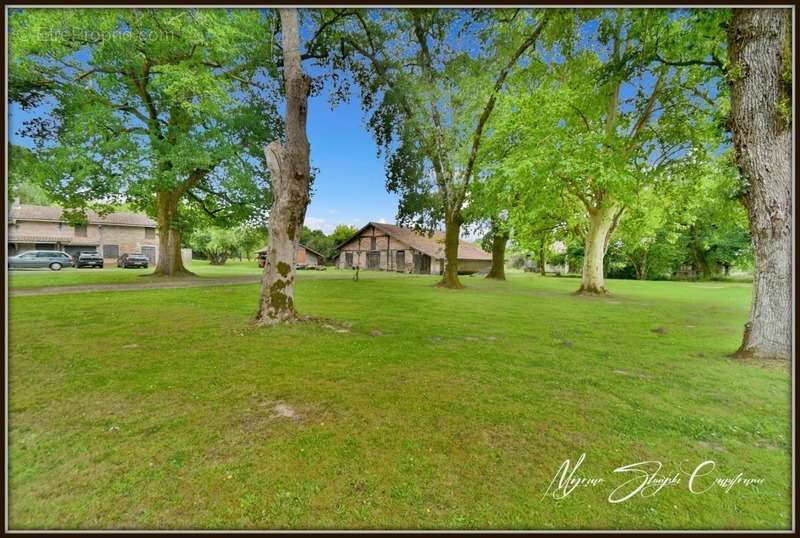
[[9, 8, 282, 273]]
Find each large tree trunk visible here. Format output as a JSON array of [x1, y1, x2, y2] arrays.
[[256, 8, 311, 325], [153, 190, 192, 276], [729, 9, 792, 360], [636, 252, 648, 281], [438, 214, 464, 289], [486, 223, 508, 280], [578, 205, 617, 294]]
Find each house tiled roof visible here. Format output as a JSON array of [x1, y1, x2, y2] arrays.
[[344, 222, 492, 261], [8, 204, 156, 227], [7, 232, 74, 243]]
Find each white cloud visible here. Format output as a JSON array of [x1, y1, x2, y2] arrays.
[[305, 215, 364, 235], [304, 216, 335, 234]]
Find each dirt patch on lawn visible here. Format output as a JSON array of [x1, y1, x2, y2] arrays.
[[697, 439, 727, 453], [235, 398, 326, 435], [271, 403, 298, 420], [728, 352, 791, 371]]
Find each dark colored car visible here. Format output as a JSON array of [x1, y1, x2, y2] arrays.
[[117, 253, 149, 269], [7, 250, 74, 271], [75, 251, 104, 268]]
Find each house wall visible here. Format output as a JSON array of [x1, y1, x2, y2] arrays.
[[456, 259, 491, 275], [97, 224, 158, 263], [297, 247, 320, 267], [8, 219, 158, 265], [13, 221, 56, 236]]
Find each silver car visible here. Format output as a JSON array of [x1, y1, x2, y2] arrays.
[[8, 250, 75, 271]]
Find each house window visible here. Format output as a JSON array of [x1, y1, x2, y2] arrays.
[[370, 237, 377, 250], [74, 224, 87, 237], [145, 227, 155, 239], [103, 244, 119, 258], [345, 252, 354, 267]]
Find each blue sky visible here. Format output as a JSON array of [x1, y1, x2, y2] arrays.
[[301, 84, 399, 234]]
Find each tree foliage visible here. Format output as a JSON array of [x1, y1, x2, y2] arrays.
[[189, 226, 243, 265], [9, 8, 282, 273]]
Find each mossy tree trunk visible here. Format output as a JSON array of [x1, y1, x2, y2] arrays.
[[256, 8, 311, 325], [485, 222, 508, 280], [729, 8, 792, 360]]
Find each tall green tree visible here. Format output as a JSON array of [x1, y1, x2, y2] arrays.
[[656, 8, 792, 358], [489, 9, 723, 294], [237, 224, 267, 261], [8, 145, 52, 205], [333, 8, 551, 288], [189, 226, 243, 265], [9, 8, 280, 275], [330, 224, 358, 246], [728, 9, 792, 360]]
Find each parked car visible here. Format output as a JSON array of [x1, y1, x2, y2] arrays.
[[7, 250, 74, 271], [117, 253, 149, 269], [75, 251, 104, 268]]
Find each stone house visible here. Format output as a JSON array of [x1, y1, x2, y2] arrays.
[[7, 203, 159, 264], [256, 244, 326, 268], [334, 222, 492, 275]]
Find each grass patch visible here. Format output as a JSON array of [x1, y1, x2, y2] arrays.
[[7, 272, 790, 529], [8, 259, 265, 289]]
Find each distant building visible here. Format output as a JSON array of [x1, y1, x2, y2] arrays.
[[7, 202, 159, 264], [256, 244, 326, 269], [334, 221, 492, 275]]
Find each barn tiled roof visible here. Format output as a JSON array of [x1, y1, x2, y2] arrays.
[[8, 204, 156, 227], [342, 222, 492, 261]]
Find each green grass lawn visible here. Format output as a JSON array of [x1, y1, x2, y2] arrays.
[[7, 259, 266, 289], [7, 272, 791, 529]]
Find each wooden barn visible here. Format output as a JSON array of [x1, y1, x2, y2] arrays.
[[334, 222, 492, 275]]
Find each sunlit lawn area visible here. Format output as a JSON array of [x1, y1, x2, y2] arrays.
[[8, 259, 265, 289], [7, 272, 790, 529]]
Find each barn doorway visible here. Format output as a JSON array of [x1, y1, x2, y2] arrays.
[[413, 253, 431, 274], [395, 250, 405, 272], [367, 251, 381, 269]]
